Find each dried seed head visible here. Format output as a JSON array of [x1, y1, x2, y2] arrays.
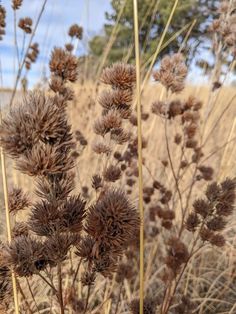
[[18, 17, 32, 33], [75, 130, 87, 146], [0, 259, 12, 306], [165, 237, 189, 275], [60, 195, 86, 233], [174, 295, 195, 314], [68, 24, 83, 39], [36, 172, 75, 202], [0, 11, 6, 24], [168, 99, 183, 118], [8, 187, 30, 215], [115, 262, 134, 283], [110, 128, 131, 144], [94, 110, 122, 136], [130, 297, 157, 314], [200, 227, 214, 242], [174, 133, 182, 145], [185, 212, 200, 232], [16, 143, 75, 176], [184, 123, 197, 139], [92, 253, 119, 278], [153, 53, 187, 93], [152, 100, 166, 116], [29, 200, 64, 236], [50, 48, 78, 82], [0, 92, 73, 159], [5, 236, 49, 277], [209, 233, 225, 247], [75, 236, 95, 263], [101, 62, 136, 90], [65, 43, 74, 52], [92, 142, 111, 155], [0, 6, 6, 41], [198, 166, 214, 181], [81, 271, 96, 286], [91, 174, 103, 190], [12, 222, 29, 238], [207, 216, 226, 231], [103, 164, 121, 182], [85, 189, 139, 251], [193, 198, 209, 218], [180, 160, 188, 168], [161, 220, 172, 230], [98, 89, 133, 111], [44, 233, 79, 263], [12, 0, 23, 10], [185, 139, 198, 149]]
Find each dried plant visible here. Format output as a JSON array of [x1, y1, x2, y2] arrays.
[[0, 1, 236, 313], [0, 5, 6, 41]]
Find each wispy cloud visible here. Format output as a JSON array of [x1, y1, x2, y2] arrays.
[[0, 0, 111, 87]]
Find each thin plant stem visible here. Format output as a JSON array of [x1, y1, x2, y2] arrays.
[[26, 278, 41, 314], [164, 117, 184, 218], [38, 272, 57, 294], [0, 112, 20, 313], [13, 10, 20, 68], [17, 280, 34, 314], [72, 258, 82, 287], [141, 0, 179, 90], [83, 284, 92, 314], [133, 1, 144, 313], [57, 262, 65, 314], [9, 0, 48, 108], [114, 282, 123, 314]]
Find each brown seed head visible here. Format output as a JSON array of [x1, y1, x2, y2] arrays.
[[130, 297, 157, 314], [18, 17, 32, 33], [92, 142, 111, 155], [8, 187, 30, 215], [12, 0, 23, 10], [50, 48, 78, 82], [153, 53, 187, 93], [68, 24, 83, 39], [185, 212, 200, 232], [85, 189, 139, 251], [103, 164, 121, 182], [5, 236, 49, 277], [101, 62, 136, 90]]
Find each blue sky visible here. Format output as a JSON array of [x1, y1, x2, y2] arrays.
[[0, 0, 111, 88], [0, 1, 234, 88]]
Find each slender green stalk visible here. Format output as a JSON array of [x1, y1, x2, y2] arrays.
[[133, 1, 144, 313]]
